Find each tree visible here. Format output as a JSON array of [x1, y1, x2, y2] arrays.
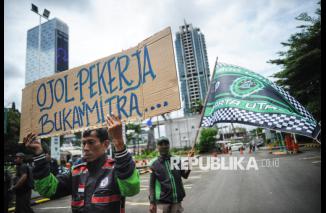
[[191, 99, 204, 114], [125, 123, 141, 143], [198, 128, 218, 153], [4, 107, 21, 162], [268, 2, 321, 121]]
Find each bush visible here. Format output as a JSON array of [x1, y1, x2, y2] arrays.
[[134, 150, 159, 160]]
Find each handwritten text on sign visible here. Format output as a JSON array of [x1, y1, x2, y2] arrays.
[[20, 27, 180, 140]]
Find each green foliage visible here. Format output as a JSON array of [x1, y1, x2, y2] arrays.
[[126, 123, 141, 133], [126, 123, 142, 144], [268, 3, 321, 121], [133, 147, 196, 160], [198, 128, 218, 153], [4, 107, 21, 162], [5, 108, 20, 141], [134, 150, 159, 160], [191, 99, 204, 114]]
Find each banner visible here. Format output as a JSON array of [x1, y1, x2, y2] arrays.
[[201, 63, 320, 139], [20, 27, 180, 141]]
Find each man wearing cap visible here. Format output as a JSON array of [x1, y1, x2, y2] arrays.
[[148, 137, 194, 213], [10, 152, 35, 213], [23, 114, 140, 213]]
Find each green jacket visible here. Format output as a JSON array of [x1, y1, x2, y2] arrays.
[[149, 155, 190, 204]]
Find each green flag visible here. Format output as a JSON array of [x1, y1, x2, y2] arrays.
[[201, 63, 320, 139]]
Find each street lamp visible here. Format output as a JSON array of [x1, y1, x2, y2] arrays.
[[31, 3, 50, 75]]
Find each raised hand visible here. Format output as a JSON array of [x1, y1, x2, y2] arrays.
[[188, 149, 195, 157], [106, 114, 125, 152], [23, 132, 43, 155]]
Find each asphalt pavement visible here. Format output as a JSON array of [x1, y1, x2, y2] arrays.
[[31, 148, 321, 213]]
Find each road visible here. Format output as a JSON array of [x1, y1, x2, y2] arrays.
[[32, 148, 321, 213]]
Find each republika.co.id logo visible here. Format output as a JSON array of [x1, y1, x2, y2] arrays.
[[170, 157, 280, 171], [230, 76, 265, 98]]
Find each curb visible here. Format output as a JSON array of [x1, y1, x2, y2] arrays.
[[8, 197, 51, 212], [303, 143, 320, 148], [140, 169, 150, 174], [138, 167, 150, 174], [32, 198, 51, 204], [272, 151, 288, 155]]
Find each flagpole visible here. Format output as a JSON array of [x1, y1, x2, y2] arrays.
[[313, 122, 321, 144], [191, 57, 219, 152]]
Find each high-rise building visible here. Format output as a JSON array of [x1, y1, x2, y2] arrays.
[[25, 18, 69, 85], [175, 21, 210, 115]]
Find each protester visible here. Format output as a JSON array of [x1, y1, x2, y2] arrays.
[[4, 168, 13, 213], [58, 159, 69, 175], [23, 114, 140, 213], [148, 137, 194, 213], [10, 152, 35, 213]]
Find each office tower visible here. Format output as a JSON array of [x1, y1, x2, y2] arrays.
[[175, 21, 210, 115], [25, 18, 69, 85]]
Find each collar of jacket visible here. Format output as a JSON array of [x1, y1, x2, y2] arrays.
[[158, 154, 171, 162], [86, 154, 107, 174]]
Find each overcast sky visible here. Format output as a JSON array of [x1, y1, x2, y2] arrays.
[[4, 0, 319, 112]]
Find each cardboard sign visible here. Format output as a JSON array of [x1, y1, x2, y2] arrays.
[[20, 27, 180, 141]]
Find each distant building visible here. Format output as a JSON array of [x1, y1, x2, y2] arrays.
[[175, 21, 210, 115], [25, 18, 69, 85], [25, 18, 70, 156], [165, 114, 201, 148]]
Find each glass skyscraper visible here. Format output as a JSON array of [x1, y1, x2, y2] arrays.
[[25, 18, 69, 85], [175, 22, 210, 115]]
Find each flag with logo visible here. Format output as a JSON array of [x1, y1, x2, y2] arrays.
[[201, 63, 320, 139]]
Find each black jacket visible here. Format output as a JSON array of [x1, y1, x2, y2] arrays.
[[149, 155, 190, 204], [33, 148, 140, 213]]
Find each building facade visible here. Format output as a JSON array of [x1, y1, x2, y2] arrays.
[[25, 18, 69, 85], [164, 114, 201, 148], [175, 22, 210, 115]]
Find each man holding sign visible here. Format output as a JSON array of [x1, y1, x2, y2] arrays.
[[23, 114, 140, 213]]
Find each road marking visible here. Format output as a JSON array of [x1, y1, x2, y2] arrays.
[[191, 170, 209, 173], [140, 188, 148, 191], [141, 179, 149, 182], [300, 156, 321, 160], [35, 207, 70, 209], [188, 176, 201, 179], [126, 201, 150, 206], [312, 161, 321, 164], [140, 185, 148, 188]]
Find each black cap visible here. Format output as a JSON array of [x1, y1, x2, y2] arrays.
[[157, 137, 170, 145]]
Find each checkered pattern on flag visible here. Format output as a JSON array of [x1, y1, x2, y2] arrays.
[[201, 63, 320, 139]]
